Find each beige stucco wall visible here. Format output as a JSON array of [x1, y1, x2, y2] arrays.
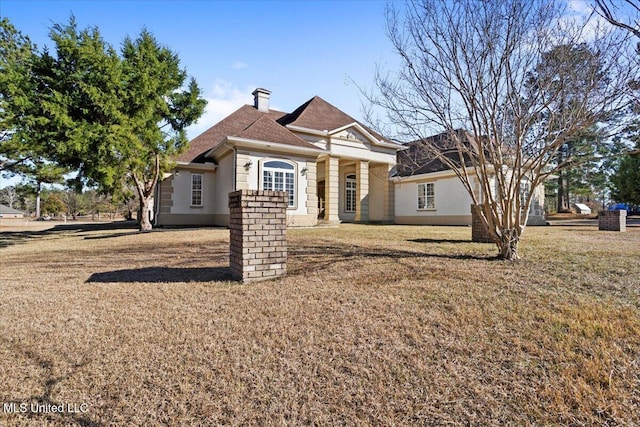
[[369, 163, 395, 222], [241, 152, 314, 217], [159, 123, 401, 228], [214, 152, 235, 216]]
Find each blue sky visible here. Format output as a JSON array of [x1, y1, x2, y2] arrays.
[[0, 0, 628, 189], [1, 0, 397, 140]]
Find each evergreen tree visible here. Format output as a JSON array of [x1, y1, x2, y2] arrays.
[[610, 122, 640, 207], [1, 18, 69, 216], [0, 17, 38, 173], [525, 44, 613, 212], [40, 18, 206, 230]]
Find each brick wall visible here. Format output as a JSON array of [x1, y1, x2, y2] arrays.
[[471, 204, 493, 243], [229, 190, 287, 282], [598, 210, 627, 232]]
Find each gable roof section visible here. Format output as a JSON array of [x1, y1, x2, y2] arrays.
[[396, 129, 476, 177], [232, 115, 318, 149], [278, 96, 393, 145], [179, 94, 399, 163], [177, 105, 287, 163]]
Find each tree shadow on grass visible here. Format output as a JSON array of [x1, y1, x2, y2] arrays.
[[0, 221, 139, 248], [408, 237, 480, 244], [87, 266, 233, 283], [288, 243, 499, 275]]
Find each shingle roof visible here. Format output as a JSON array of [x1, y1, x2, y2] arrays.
[[177, 105, 288, 163], [233, 115, 319, 149], [278, 96, 391, 143], [179, 95, 396, 163], [396, 130, 476, 177]]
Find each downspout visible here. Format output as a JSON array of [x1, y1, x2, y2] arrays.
[[152, 176, 160, 227]]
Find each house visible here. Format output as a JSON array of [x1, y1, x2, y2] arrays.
[[154, 89, 401, 227], [154, 89, 546, 228], [392, 130, 546, 226], [0, 204, 26, 218]]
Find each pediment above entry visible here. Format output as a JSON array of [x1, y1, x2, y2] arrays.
[[334, 127, 368, 143], [329, 122, 381, 146]]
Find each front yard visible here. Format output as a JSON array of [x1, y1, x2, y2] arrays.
[[0, 223, 638, 425]]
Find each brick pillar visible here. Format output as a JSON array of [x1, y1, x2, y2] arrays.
[[471, 204, 493, 243], [324, 157, 340, 223], [598, 210, 626, 232], [229, 190, 287, 282], [355, 160, 369, 222]]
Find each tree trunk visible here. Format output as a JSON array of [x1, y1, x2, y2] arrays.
[[35, 181, 42, 218], [139, 197, 153, 231], [132, 155, 160, 232], [497, 228, 520, 260], [557, 172, 570, 213]]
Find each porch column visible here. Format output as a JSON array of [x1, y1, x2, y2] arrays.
[[324, 156, 340, 223], [355, 160, 369, 222], [305, 160, 318, 221], [383, 163, 394, 222]]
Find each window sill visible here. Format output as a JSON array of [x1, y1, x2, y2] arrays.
[[190, 205, 203, 208], [417, 208, 437, 211]]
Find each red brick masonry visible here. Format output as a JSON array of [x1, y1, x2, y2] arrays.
[[229, 190, 287, 282], [598, 210, 626, 232]]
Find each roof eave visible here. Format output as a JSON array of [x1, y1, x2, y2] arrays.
[[329, 122, 403, 150], [175, 161, 218, 171], [285, 124, 329, 136], [391, 166, 478, 182], [225, 136, 325, 156]]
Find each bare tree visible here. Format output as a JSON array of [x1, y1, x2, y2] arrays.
[[0, 185, 18, 208], [594, 0, 640, 38], [368, 0, 637, 260]]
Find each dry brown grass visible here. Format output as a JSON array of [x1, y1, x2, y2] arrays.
[[0, 221, 639, 426]]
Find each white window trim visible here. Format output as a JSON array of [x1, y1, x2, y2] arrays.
[[260, 159, 297, 209], [191, 173, 203, 207], [417, 182, 436, 210]]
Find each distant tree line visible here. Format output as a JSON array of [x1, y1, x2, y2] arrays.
[[0, 184, 139, 220]]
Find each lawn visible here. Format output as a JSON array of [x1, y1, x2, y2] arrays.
[[0, 221, 639, 426]]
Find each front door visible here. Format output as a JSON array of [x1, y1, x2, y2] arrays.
[[317, 179, 325, 219]]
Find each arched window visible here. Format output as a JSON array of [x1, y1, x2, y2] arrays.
[[262, 160, 295, 207], [345, 174, 356, 213]]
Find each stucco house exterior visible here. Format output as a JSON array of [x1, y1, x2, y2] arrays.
[[154, 89, 400, 227], [154, 89, 545, 228], [393, 131, 546, 226]]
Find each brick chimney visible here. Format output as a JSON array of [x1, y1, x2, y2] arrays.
[[252, 88, 271, 112]]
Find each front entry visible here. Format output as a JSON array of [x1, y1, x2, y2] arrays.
[[317, 179, 325, 219]]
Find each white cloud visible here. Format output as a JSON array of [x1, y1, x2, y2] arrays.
[[231, 61, 248, 70], [185, 80, 253, 139], [567, 0, 591, 14], [545, 0, 615, 45]]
